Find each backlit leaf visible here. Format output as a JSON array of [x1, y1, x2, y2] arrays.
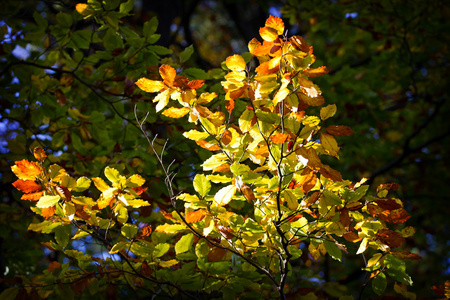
[[226, 54, 246, 71], [175, 233, 194, 254], [321, 133, 340, 157], [12, 179, 41, 193], [36, 195, 60, 208], [372, 273, 387, 295], [324, 240, 342, 261], [320, 104, 337, 121], [74, 177, 91, 192], [162, 107, 190, 118], [121, 224, 138, 239], [214, 185, 237, 206], [193, 174, 211, 198], [11, 160, 41, 180], [185, 210, 207, 223], [325, 125, 354, 136], [104, 167, 121, 184], [33, 147, 47, 162], [283, 190, 298, 210], [153, 243, 170, 258], [135, 77, 165, 93], [270, 132, 290, 144]]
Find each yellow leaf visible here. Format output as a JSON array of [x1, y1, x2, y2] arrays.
[[92, 177, 110, 192], [320, 133, 340, 157], [197, 92, 218, 104], [154, 89, 171, 112], [226, 54, 246, 72], [183, 130, 210, 141], [273, 88, 290, 105], [159, 259, 178, 268], [214, 185, 237, 206], [283, 190, 298, 210], [265, 15, 285, 35], [259, 26, 278, 42], [135, 78, 165, 93], [320, 104, 337, 120], [162, 107, 190, 118]]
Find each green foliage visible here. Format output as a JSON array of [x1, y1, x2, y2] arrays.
[[1, 0, 438, 299]]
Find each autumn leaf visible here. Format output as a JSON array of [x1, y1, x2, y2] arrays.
[[33, 147, 47, 162], [325, 125, 355, 136], [320, 132, 340, 157], [196, 140, 221, 151], [135, 77, 165, 93], [377, 229, 405, 248], [12, 179, 41, 193], [42, 206, 56, 219], [270, 132, 290, 144], [214, 185, 237, 206], [265, 15, 285, 35], [226, 54, 246, 71], [218, 225, 235, 239], [185, 209, 207, 223], [11, 160, 42, 180], [320, 104, 337, 121], [302, 66, 329, 78], [162, 107, 190, 118], [298, 168, 317, 193], [289, 35, 309, 53]]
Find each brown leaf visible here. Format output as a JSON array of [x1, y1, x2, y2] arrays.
[[55, 89, 66, 106], [48, 261, 61, 273], [196, 140, 221, 151], [207, 246, 226, 262], [377, 229, 405, 248], [376, 199, 402, 210], [343, 231, 361, 243], [319, 164, 342, 182], [325, 125, 355, 136], [60, 75, 74, 87], [339, 207, 351, 228], [240, 184, 256, 202], [221, 129, 232, 145], [391, 250, 422, 260], [218, 225, 235, 239], [299, 168, 317, 193]]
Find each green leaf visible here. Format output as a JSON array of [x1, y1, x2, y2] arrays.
[[372, 272, 387, 295], [74, 177, 91, 192], [230, 162, 250, 177], [103, 28, 123, 51], [153, 243, 170, 258], [183, 68, 208, 80], [36, 195, 60, 208], [143, 17, 158, 38], [148, 45, 173, 55], [193, 174, 211, 198], [324, 240, 342, 261], [54, 225, 72, 248], [175, 233, 194, 255], [180, 45, 194, 63], [33, 11, 47, 29], [0, 287, 20, 300], [121, 224, 137, 239], [119, 0, 134, 14], [322, 190, 342, 205]]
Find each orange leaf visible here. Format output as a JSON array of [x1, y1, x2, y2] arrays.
[[325, 125, 354, 136], [221, 129, 232, 145], [299, 168, 317, 193], [42, 206, 56, 219], [259, 26, 278, 42], [255, 60, 279, 75], [135, 77, 165, 93], [33, 147, 47, 162], [162, 107, 190, 118], [302, 66, 329, 78], [196, 140, 221, 151], [132, 186, 147, 196], [11, 160, 42, 180], [12, 179, 41, 193], [136, 225, 152, 239], [225, 99, 235, 113], [343, 231, 361, 243], [377, 182, 399, 193], [213, 163, 230, 173], [187, 80, 205, 90], [265, 15, 285, 35], [252, 41, 273, 57], [185, 210, 207, 223], [270, 133, 290, 144], [21, 191, 44, 201], [248, 38, 261, 54], [159, 65, 176, 87], [255, 145, 269, 159], [240, 184, 256, 202]]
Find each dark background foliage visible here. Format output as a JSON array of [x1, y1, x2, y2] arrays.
[[1, 0, 449, 298]]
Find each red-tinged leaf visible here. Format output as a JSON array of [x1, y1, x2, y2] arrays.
[[160, 210, 175, 220], [159, 64, 176, 87], [287, 141, 294, 151], [41, 241, 57, 251], [33, 147, 47, 162], [343, 231, 361, 243], [289, 35, 309, 53], [48, 261, 61, 273], [265, 15, 285, 35], [225, 99, 235, 113], [288, 178, 298, 189], [217, 225, 235, 239], [212, 163, 230, 173], [136, 225, 152, 240], [141, 261, 153, 277], [391, 251, 422, 260], [221, 129, 232, 145], [376, 199, 402, 210], [288, 214, 303, 222], [75, 209, 90, 220], [162, 107, 190, 118], [325, 125, 355, 136], [42, 206, 56, 219], [319, 164, 343, 182], [21, 191, 44, 201], [431, 285, 445, 296], [196, 140, 221, 151], [12, 179, 41, 193], [299, 168, 317, 193], [229, 85, 248, 100], [185, 210, 206, 223], [302, 66, 329, 78], [377, 182, 399, 193], [193, 105, 212, 118], [132, 186, 147, 196], [446, 281, 450, 299], [208, 246, 226, 262], [187, 80, 205, 90], [305, 191, 320, 207], [12, 159, 42, 180], [270, 132, 290, 144], [382, 208, 410, 223], [377, 228, 405, 248], [346, 201, 364, 211]]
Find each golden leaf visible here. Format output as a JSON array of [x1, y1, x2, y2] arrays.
[[135, 77, 165, 93], [226, 54, 246, 72], [161, 107, 190, 118], [320, 133, 340, 157]]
